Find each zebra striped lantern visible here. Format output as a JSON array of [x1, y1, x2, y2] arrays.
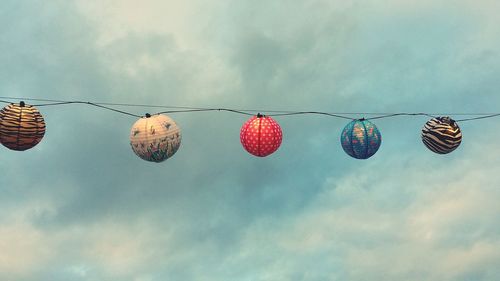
[[0, 102, 46, 151], [341, 118, 381, 159], [240, 114, 283, 157], [130, 113, 181, 162], [421, 116, 462, 154]]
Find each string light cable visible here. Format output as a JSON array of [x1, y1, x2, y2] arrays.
[[0, 96, 498, 122]]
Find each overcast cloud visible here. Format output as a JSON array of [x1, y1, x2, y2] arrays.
[[0, 0, 499, 280]]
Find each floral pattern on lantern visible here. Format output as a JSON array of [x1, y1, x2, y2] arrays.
[[130, 114, 181, 162], [240, 114, 282, 157], [0, 102, 46, 151], [341, 118, 381, 159]]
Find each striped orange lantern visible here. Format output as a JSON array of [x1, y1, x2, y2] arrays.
[[0, 101, 46, 151]]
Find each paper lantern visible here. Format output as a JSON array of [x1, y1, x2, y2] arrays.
[[0, 101, 46, 151], [422, 116, 462, 154], [130, 113, 181, 162], [341, 118, 381, 159], [240, 114, 282, 157]]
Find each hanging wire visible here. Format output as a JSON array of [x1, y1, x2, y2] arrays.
[[156, 108, 255, 116], [455, 113, 500, 122], [268, 111, 354, 120], [34, 101, 142, 118], [0, 96, 498, 122], [85, 102, 142, 118], [0, 98, 142, 118], [365, 112, 438, 120]]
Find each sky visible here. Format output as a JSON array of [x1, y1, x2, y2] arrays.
[[0, 0, 500, 280]]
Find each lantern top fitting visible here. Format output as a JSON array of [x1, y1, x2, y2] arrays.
[[439, 116, 456, 124]]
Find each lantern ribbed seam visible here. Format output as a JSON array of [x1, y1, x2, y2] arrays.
[[31, 107, 39, 148], [143, 118, 150, 159], [349, 121, 356, 158], [361, 121, 369, 158], [257, 117, 262, 156], [151, 117, 160, 162], [16, 105, 22, 150], [272, 119, 277, 153]]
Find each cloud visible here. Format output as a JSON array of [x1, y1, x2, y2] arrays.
[[214, 141, 500, 281], [0, 0, 499, 280]]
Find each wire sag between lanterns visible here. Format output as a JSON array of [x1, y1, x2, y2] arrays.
[[0, 99, 495, 162]]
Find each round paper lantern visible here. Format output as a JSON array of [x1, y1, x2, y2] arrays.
[[421, 116, 462, 154], [240, 114, 282, 157], [130, 113, 181, 162], [0, 101, 46, 151], [341, 118, 381, 159]]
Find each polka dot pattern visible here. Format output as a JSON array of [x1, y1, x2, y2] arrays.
[[240, 115, 282, 157]]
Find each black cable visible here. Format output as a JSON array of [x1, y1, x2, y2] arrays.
[[34, 101, 80, 107], [218, 108, 255, 116], [85, 102, 142, 118], [1, 96, 267, 112], [4, 96, 496, 115], [156, 108, 255, 116], [0, 97, 68, 103], [0, 96, 498, 122], [268, 111, 354, 120], [455, 113, 500, 122], [33, 100, 142, 118], [156, 109, 218, 114], [98, 103, 211, 110], [366, 113, 437, 120]]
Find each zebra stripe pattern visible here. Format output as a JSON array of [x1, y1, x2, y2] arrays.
[[421, 116, 461, 154], [0, 102, 46, 151]]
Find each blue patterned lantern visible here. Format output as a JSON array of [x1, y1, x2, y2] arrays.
[[340, 118, 381, 159]]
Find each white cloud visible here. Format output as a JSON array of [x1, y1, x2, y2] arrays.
[[75, 0, 202, 48], [220, 140, 500, 280], [0, 221, 52, 277], [1, 0, 500, 280], [0, 207, 179, 280]]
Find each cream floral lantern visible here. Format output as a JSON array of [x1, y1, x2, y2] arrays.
[[130, 114, 181, 162]]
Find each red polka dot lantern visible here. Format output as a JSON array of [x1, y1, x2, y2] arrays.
[[240, 114, 283, 157]]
